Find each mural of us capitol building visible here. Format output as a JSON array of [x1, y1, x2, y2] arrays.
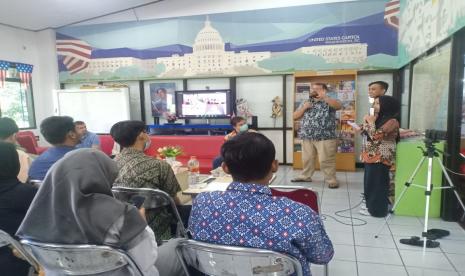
[[56, 1, 398, 82]]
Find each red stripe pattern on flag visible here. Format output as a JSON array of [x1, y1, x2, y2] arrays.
[[0, 61, 10, 88], [56, 39, 92, 75], [16, 63, 33, 89], [384, 0, 400, 29]]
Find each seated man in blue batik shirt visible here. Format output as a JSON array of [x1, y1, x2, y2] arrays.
[[28, 116, 81, 180], [189, 132, 334, 276], [75, 121, 101, 150]]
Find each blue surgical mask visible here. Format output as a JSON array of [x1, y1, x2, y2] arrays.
[[239, 124, 249, 133]]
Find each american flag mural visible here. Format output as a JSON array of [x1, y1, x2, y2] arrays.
[[0, 61, 10, 88], [16, 63, 33, 89], [384, 0, 400, 29], [56, 39, 92, 74]]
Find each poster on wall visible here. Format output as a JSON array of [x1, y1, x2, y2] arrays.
[[335, 80, 356, 153], [56, 0, 398, 82], [149, 83, 176, 117]]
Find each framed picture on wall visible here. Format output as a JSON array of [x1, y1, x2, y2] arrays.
[[150, 82, 176, 117]]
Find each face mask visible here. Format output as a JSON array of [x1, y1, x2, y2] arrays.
[[144, 139, 151, 151], [239, 124, 249, 133]]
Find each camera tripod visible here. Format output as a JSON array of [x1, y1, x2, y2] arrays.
[[375, 140, 465, 251]]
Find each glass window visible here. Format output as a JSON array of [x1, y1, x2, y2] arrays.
[[409, 42, 451, 132], [461, 68, 465, 139], [0, 79, 36, 128], [400, 66, 410, 129]]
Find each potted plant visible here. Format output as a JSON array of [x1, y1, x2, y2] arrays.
[[157, 145, 183, 164]]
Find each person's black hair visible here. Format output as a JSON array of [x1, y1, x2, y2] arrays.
[[376, 96, 400, 128], [110, 120, 146, 147], [313, 83, 328, 91], [221, 132, 275, 182], [74, 121, 85, 125], [0, 141, 20, 181], [376, 96, 400, 142], [40, 116, 76, 145], [0, 117, 19, 139], [369, 81, 389, 93], [230, 116, 245, 127]]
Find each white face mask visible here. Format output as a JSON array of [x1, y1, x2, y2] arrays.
[[144, 138, 151, 151]]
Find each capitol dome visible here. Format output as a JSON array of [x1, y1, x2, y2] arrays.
[[193, 17, 225, 53]]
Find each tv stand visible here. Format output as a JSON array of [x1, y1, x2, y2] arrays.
[[148, 124, 232, 136]]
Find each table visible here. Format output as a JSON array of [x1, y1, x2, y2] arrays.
[[174, 167, 192, 204], [182, 174, 277, 198], [182, 176, 233, 196]]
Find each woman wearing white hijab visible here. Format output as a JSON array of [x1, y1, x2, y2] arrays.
[[17, 149, 161, 276]]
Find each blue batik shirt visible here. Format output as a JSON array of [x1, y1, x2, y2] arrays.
[[188, 182, 334, 276], [298, 91, 338, 141], [28, 146, 76, 180], [76, 132, 100, 149]]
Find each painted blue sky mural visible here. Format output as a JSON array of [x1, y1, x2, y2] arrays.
[[56, 0, 398, 82]]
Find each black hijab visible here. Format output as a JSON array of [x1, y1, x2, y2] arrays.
[[375, 96, 400, 129], [0, 141, 20, 184], [17, 149, 146, 249]]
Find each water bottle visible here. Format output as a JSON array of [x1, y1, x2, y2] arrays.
[[187, 156, 200, 188]]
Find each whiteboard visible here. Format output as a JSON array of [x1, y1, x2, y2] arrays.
[[54, 88, 130, 133]]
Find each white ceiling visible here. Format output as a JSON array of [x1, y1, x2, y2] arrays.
[[0, 0, 358, 31]]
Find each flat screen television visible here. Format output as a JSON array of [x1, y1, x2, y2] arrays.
[[175, 90, 233, 119]]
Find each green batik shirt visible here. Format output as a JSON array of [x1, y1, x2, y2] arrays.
[[114, 147, 181, 242]]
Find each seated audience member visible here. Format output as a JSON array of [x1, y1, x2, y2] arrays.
[[224, 116, 250, 141], [189, 133, 334, 276], [17, 149, 184, 276], [212, 116, 253, 169], [75, 121, 101, 150], [0, 142, 37, 275], [110, 120, 187, 242], [0, 117, 33, 183], [28, 116, 81, 181]]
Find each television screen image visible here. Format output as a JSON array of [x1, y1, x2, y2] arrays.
[[176, 90, 232, 118]]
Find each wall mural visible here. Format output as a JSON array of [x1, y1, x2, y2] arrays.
[[56, 0, 399, 82], [399, 0, 465, 66]]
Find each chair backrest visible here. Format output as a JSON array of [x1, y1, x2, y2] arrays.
[[17, 131, 38, 144], [99, 135, 115, 156], [16, 134, 38, 155], [112, 186, 187, 237], [0, 230, 39, 272], [176, 239, 303, 276], [20, 239, 142, 276], [270, 186, 320, 214]]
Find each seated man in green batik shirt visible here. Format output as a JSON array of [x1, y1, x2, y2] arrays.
[[110, 120, 189, 243]]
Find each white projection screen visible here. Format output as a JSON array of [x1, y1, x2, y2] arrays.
[[55, 88, 130, 133]]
